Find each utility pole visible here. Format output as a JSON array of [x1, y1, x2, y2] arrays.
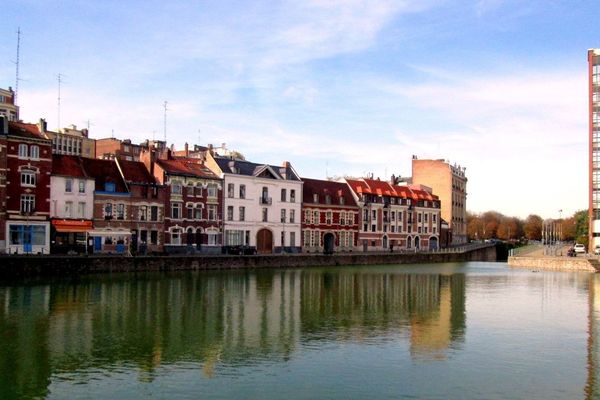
[[14, 27, 21, 105], [57, 73, 64, 131]]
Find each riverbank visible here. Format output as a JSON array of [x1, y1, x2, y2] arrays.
[[508, 255, 600, 272], [0, 244, 497, 279]]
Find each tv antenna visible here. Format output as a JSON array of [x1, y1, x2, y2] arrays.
[[57, 73, 65, 130], [163, 101, 168, 143], [14, 27, 22, 105]]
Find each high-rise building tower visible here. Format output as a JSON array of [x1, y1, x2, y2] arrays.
[[589, 49, 600, 249]]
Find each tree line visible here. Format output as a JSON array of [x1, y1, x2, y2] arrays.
[[467, 210, 589, 245]]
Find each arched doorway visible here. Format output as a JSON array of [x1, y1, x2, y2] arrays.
[[415, 236, 420, 250], [382, 235, 388, 250], [186, 228, 194, 246], [323, 233, 334, 254], [429, 236, 438, 251], [256, 228, 273, 254], [407, 236, 412, 249]]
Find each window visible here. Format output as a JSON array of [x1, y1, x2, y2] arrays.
[[172, 203, 182, 219], [281, 189, 287, 202], [65, 178, 73, 193], [281, 209, 286, 223], [150, 230, 158, 245], [326, 211, 332, 225], [239, 184, 246, 199], [195, 204, 202, 220], [140, 205, 148, 221], [208, 205, 217, 220], [207, 232, 218, 246], [187, 204, 194, 219], [227, 206, 234, 221], [239, 206, 245, 221], [172, 183, 182, 195], [305, 210, 311, 224], [313, 211, 319, 224], [116, 203, 125, 220], [290, 232, 296, 247], [418, 213, 422, 223], [290, 189, 296, 203], [18, 144, 27, 158], [432, 214, 437, 223], [339, 196, 345, 205], [424, 213, 429, 223], [21, 195, 35, 213], [78, 180, 85, 193], [171, 228, 182, 245], [30, 145, 39, 159], [325, 195, 331, 205], [104, 182, 115, 192], [290, 209, 295, 223], [65, 201, 73, 217], [313, 193, 319, 203], [262, 208, 268, 222], [228, 183, 235, 198], [150, 206, 159, 221], [281, 231, 285, 247], [21, 171, 36, 186], [104, 203, 113, 219], [78, 202, 86, 218], [140, 230, 148, 243], [207, 184, 217, 198]]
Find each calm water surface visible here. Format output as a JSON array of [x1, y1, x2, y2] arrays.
[[0, 262, 598, 399]]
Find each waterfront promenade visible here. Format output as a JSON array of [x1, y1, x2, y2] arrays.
[[508, 244, 600, 272], [0, 243, 496, 279]]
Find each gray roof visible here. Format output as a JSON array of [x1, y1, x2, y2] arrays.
[[215, 156, 301, 181]]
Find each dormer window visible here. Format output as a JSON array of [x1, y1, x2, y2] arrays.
[[325, 195, 331, 205], [313, 193, 319, 203], [339, 197, 345, 205], [105, 182, 116, 192]]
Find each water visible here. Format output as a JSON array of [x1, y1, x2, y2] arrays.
[[0, 262, 597, 399]]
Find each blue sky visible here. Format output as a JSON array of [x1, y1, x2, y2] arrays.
[[1, 0, 597, 218]]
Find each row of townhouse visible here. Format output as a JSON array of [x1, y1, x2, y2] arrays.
[[0, 116, 445, 255]]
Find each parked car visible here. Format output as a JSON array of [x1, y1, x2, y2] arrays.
[[594, 246, 600, 255], [574, 244, 586, 254]]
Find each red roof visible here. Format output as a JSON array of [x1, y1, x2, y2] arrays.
[[157, 158, 219, 179], [8, 121, 47, 140], [52, 155, 88, 178], [118, 159, 156, 184], [81, 158, 128, 192], [345, 178, 439, 202], [302, 178, 358, 207]]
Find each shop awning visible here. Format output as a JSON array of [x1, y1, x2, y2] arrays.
[[52, 220, 93, 233]]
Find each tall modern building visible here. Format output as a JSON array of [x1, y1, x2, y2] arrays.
[[589, 49, 600, 250]]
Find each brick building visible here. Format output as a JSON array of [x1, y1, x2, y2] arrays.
[[4, 120, 52, 254], [301, 178, 359, 253]]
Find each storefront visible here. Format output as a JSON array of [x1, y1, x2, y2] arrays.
[[51, 219, 93, 254], [6, 221, 50, 254], [88, 228, 132, 255]]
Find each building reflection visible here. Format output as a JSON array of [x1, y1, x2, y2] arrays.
[[586, 274, 600, 399], [0, 268, 467, 398]]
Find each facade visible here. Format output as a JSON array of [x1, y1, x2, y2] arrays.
[[345, 178, 441, 252], [301, 178, 359, 253], [4, 121, 52, 254], [0, 87, 19, 122], [206, 154, 303, 254], [49, 155, 95, 253], [96, 138, 166, 161], [42, 120, 95, 158], [82, 158, 132, 254], [590, 49, 600, 250], [411, 157, 467, 245], [117, 159, 167, 254], [0, 118, 8, 250], [149, 152, 223, 254]]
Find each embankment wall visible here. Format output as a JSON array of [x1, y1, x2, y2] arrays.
[[508, 256, 599, 272]]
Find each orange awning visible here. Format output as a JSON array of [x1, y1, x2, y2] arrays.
[[52, 220, 93, 233]]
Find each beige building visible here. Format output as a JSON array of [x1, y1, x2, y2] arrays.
[[411, 157, 468, 244], [39, 119, 95, 158], [0, 87, 19, 121]]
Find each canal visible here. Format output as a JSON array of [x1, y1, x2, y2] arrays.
[[0, 261, 596, 399]]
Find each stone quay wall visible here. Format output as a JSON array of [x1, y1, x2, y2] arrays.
[[0, 245, 497, 279], [508, 256, 599, 272]]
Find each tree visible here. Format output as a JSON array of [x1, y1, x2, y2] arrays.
[[523, 215, 543, 240]]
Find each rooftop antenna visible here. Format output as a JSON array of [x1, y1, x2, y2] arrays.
[[84, 119, 94, 131], [57, 73, 65, 130], [14, 27, 22, 105], [326, 161, 329, 179], [163, 101, 168, 143]]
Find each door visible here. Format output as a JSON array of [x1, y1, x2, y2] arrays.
[[429, 237, 438, 251], [323, 233, 334, 254], [94, 236, 102, 252], [256, 229, 273, 254]]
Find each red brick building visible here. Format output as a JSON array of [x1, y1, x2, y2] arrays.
[[301, 178, 359, 253], [345, 178, 441, 252], [146, 150, 223, 254], [4, 120, 52, 254], [116, 159, 167, 254]]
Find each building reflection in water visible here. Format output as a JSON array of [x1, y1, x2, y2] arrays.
[[0, 268, 466, 398], [586, 274, 600, 399]]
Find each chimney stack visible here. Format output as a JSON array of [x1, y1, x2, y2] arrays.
[[37, 118, 47, 134], [185, 142, 189, 157]]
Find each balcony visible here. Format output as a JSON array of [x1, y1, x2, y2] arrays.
[[259, 197, 272, 205]]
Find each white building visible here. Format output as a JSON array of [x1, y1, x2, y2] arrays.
[[206, 154, 303, 254]]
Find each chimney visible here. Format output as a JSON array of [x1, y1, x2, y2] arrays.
[[37, 118, 47, 133], [82, 128, 89, 138], [185, 142, 189, 157]]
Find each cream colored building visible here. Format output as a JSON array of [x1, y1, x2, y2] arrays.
[[0, 87, 19, 121], [39, 120, 95, 158], [412, 157, 468, 244]]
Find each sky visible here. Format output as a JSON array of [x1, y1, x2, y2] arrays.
[[1, 0, 597, 219]]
